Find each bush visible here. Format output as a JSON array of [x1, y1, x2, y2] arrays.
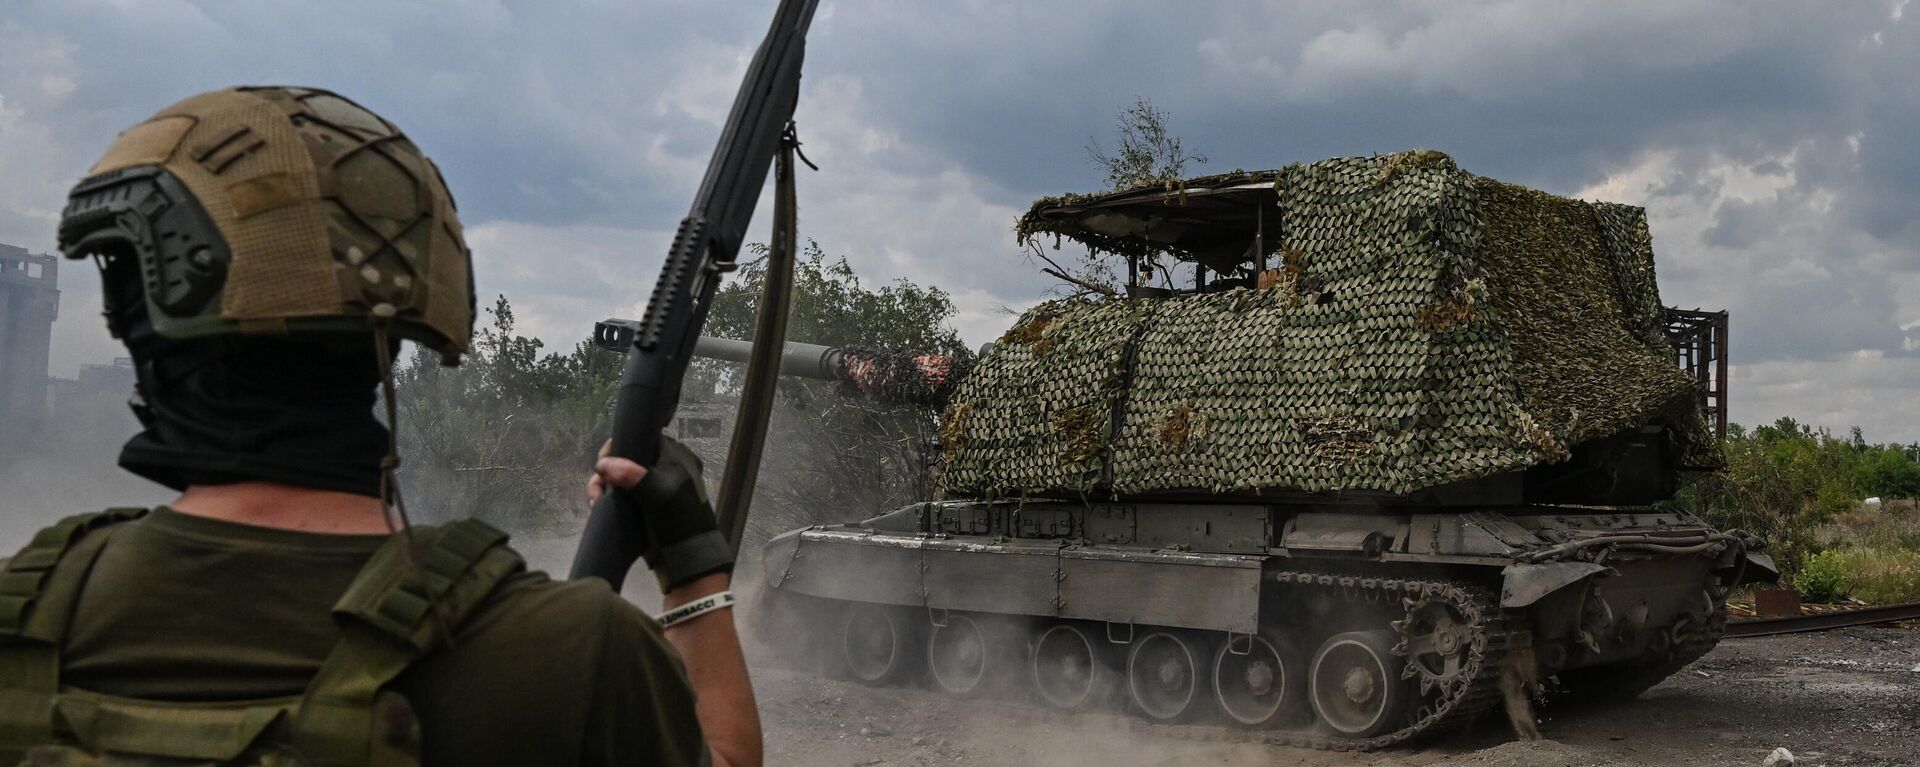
[[1786, 543, 1920, 605], [394, 296, 622, 534], [1793, 549, 1848, 603], [1682, 419, 1920, 575], [1815, 501, 1920, 553]]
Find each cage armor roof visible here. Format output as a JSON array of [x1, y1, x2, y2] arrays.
[[0, 510, 524, 766], [57, 86, 473, 364]]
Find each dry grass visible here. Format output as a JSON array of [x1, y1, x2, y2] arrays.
[[1052, 406, 1106, 465], [1800, 500, 1920, 603], [1817, 500, 1920, 549]]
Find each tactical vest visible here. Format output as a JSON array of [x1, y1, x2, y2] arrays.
[[0, 509, 523, 766]]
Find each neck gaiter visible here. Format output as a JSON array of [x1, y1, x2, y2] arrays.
[[120, 336, 391, 498]]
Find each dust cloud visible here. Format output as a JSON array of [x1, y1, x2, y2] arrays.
[[1, 364, 1228, 766], [725, 396, 1260, 767], [0, 393, 170, 551]]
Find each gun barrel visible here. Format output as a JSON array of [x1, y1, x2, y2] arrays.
[[693, 335, 846, 381], [688, 335, 972, 407]]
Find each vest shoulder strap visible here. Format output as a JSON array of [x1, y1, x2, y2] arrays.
[[290, 519, 523, 766], [0, 509, 146, 751], [328, 518, 521, 651], [0, 508, 147, 642], [0, 514, 522, 767]]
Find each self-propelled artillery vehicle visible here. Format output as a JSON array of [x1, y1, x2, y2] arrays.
[[690, 151, 1773, 747]]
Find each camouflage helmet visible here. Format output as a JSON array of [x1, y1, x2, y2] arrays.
[[57, 86, 473, 364]]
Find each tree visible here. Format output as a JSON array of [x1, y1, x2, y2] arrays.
[[1678, 416, 1919, 573], [708, 240, 968, 354], [1857, 448, 1920, 499], [1037, 97, 1210, 298], [1685, 418, 1855, 570], [393, 295, 623, 533], [1085, 96, 1208, 191]]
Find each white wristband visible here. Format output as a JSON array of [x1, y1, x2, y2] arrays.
[[655, 589, 736, 629]]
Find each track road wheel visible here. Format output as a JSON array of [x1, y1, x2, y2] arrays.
[[1213, 634, 1296, 727], [1128, 630, 1208, 721], [928, 614, 990, 695], [1031, 623, 1109, 710], [1309, 630, 1412, 738], [841, 603, 919, 684]]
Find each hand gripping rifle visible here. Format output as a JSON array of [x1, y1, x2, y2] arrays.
[[571, 0, 820, 588]]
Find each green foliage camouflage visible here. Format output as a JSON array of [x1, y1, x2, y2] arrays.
[[942, 151, 1715, 498]]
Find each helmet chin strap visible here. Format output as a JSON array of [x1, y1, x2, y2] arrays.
[[369, 322, 413, 537], [370, 317, 456, 646]]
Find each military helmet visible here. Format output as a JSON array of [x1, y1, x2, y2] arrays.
[[57, 86, 473, 364]]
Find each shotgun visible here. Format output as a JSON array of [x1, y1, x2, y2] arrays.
[[570, 0, 821, 587]]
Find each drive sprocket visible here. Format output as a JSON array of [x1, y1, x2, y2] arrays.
[[1393, 595, 1476, 698]]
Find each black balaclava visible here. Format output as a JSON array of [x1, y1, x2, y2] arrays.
[[100, 246, 392, 498]]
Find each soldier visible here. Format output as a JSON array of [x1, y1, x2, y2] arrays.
[[0, 86, 760, 766]]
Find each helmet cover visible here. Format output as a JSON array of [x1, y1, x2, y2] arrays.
[[58, 86, 473, 363]]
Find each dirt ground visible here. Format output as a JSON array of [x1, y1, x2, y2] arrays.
[[749, 626, 1920, 767]]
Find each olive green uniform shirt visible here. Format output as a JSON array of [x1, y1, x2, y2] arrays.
[[51, 508, 707, 766]]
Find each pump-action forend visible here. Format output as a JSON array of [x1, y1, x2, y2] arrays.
[[594, 320, 970, 407]]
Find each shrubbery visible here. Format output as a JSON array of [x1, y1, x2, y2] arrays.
[[1792, 550, 1847, 603], [1682, 417, 1920, 604], [393, 296, 622, 534]]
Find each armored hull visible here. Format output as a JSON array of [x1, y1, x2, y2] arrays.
[[739, 151, 1769, 746], [761, 496, 1752, 746]]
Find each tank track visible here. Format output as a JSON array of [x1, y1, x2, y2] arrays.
[[801, 567, 1531, 751], [1110, 570, 1528, 751]]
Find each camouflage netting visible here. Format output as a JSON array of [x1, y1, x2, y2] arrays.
[[939, 151, 1716, 498]]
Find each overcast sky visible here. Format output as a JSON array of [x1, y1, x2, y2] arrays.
[[3, 0, 1917, 439]]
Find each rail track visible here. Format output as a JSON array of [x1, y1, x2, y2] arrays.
[[1725, 601, 1920, 638]]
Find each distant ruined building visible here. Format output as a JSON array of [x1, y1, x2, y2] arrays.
[[46, 358, 136, 414], [0, 243, 58, 425]]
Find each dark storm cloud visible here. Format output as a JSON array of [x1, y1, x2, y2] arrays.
[[0, 0, 783, 232], [824, 1, 1920, 376], [826, 3, 1872, 193], [5, 0, 1920, 436]]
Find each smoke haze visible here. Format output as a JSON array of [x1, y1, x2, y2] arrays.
[[0, 393, 169, 551]]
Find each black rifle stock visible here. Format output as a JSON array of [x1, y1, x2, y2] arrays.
[[571, 0, 820, 587]]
